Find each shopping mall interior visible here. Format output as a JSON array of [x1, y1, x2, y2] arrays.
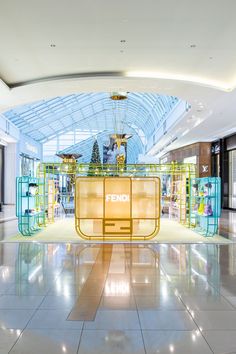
[[1, 1, 236, 353]]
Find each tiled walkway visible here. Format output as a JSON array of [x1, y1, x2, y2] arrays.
[[0, 205, 17, 223], [1, 243, 236, 353]]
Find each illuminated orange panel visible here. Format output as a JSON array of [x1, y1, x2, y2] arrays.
[[75, 177, 160, 241]]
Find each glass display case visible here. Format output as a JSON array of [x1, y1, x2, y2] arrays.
[[16, 176, 46, 236], [169, 177, 188, 224], [190, 177, 221, 237]]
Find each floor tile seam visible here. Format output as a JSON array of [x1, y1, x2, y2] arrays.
[[190, 322, 217, 353], [132, 284, 148, 354], [207, 279, 225, 296], [83, 325, 142, 331], [0, 294, 47, 298], [81, 328, 144, 331], [0, 307, 50, 310], [8, 292, 48, 353], [38, 306, 75, 310], [0, 295, 49, 310], [136, 308, 236, 312], [203, 329, 236, 332], [140, 329, 208, 332], [171, 295, 236, 311], [216, 293, 236, 310], [189, 309, 236, 314], [136, 307, 186, 311], [76, 321, 85, 354], [18, 328, 84, 332], [126, 243, 147, 354], [177, 290, 215, 353], [137, 307, 191, 312]]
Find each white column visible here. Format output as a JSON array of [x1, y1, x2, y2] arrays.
[[4, 143, 17, 205]]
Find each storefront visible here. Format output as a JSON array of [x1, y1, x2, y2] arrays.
[[229, 150, 236, 209], [18, 135, 42, 177], [227, 135, 236, 209], [20, 154, 39, 177], [0, 144, 4, 208], [0, 114, 20, 206], [160, 142, 212, 178], [211, 141, 220, 177], [212, 133, 236, 210]]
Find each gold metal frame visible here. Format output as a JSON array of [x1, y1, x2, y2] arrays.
[[75, 176, 160, 241]]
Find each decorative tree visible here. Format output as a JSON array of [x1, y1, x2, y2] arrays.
[[88, 140, 101, 176]]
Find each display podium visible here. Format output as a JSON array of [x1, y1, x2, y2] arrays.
[[75, 177, 160, 240]]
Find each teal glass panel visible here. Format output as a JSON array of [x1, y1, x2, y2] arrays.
[[16, 176, 46, 236], [190, 177, 221, 237]]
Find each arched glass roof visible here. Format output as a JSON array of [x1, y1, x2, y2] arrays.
[[4, 92, 182, 162]]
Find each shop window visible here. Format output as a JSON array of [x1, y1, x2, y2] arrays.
[[229, 150, 236, 209]]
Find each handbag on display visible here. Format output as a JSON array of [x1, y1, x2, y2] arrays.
[[198, 198, 205, 215], [192, 183, 199, 190], [204, 198, 213, 216], [193, 203, 199, 213]]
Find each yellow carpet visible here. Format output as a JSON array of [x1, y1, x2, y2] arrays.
[[3, 218, 232, 244]]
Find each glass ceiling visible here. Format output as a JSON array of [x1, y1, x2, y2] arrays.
[[4, 92, 182, 163]]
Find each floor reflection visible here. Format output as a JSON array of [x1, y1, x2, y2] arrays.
[[0, 243, 232, 298], [0, 243, 236, 353]]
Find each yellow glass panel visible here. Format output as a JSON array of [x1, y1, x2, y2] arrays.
[[75, 178, 103, 219], [75, 176, 160, 240], [132, 219, 157, 237], [132, 179, 158, 218], [104, 177, 131, 219], [78, 219, 103, 237]]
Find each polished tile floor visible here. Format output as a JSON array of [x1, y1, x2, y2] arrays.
[[0, 242, 236, 353], [219, 209, 236, 240], [0, 205, 17, 223]]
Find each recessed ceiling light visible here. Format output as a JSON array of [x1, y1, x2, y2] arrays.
[[120, 40, 126, 43], [50, 44, 56, 47], [190, 44, 196, 48]]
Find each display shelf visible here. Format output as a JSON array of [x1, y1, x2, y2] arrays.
[[47, 179, 56, 223], [190, 177, 221, 237], [169, 177, 189, 225], [16, 176, 46, 236], [18, 211, 45, 217]]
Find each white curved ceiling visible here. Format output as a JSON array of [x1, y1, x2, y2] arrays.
[[1, 0, 236, 89], [0, 0, 236, 155]]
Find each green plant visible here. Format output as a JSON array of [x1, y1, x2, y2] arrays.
[[87, 140, 102, 176]]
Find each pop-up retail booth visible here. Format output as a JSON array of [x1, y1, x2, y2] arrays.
[[16, 162, 221, 239]]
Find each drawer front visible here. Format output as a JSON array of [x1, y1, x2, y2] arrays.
[[104, 219, 132, 235]]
